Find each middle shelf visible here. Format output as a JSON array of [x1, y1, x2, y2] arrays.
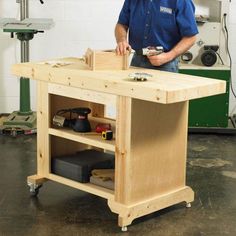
[[49, 128, 116, 152]]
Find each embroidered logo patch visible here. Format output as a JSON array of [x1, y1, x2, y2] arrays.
[[160, 6, 173, 15]]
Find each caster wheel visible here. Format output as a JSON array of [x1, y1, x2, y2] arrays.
[[28, 183, 42, 197], [186, 202, 191, 208], [12, 130, 17, 137], [30, 188, 39, 197], [121, 226, 128, 232]]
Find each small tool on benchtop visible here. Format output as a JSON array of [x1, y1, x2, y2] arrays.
[[129, 72, 153, 82]]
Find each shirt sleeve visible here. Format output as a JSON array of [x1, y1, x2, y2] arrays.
[[176, 0, 199, 37], [117, 0, 131, 26]]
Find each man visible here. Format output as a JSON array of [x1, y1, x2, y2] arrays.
[[115, 0, 198, 72]]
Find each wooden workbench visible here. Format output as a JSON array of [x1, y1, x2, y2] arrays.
[[12, 58, 226, 231]]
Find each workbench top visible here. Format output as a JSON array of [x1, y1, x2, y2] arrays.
[[12, 57, 226, 104]]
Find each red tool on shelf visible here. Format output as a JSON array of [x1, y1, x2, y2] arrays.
[[95, 123, 112, 133]]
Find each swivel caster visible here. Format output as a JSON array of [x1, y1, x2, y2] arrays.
[[28, 183, 42, 197], [121, 226, 128, 232], [186, 202, 191, 208]]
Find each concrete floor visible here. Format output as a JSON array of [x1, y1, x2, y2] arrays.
[[0, 134, 236, 236]]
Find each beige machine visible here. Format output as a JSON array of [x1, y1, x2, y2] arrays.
[[181, 0, 230, 67]]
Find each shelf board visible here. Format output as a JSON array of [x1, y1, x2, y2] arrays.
[[49, 173, 114, 200], [49, 128, 115, 152]]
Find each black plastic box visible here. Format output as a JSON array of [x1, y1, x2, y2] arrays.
[[51, 149, 114, 183]]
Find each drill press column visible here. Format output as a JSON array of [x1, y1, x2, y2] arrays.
[[19, 0, 31, 115]]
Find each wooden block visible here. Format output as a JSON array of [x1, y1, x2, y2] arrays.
[[84, 48, 130, 70]]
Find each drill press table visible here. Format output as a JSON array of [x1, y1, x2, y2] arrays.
[[12, 57, 225, 230]]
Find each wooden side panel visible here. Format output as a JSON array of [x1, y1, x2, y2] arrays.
[[115, 98, 189, 204], [37, 81, 50, 177], [129, 100, 188, 203]]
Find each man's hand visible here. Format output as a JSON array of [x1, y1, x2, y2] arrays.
[[147, 52, 173, 67], [148, 35, 197, 66], [115, 23, 131, 55], [116, 41, 132, 56]]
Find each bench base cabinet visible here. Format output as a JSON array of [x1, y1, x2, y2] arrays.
[[27, 81, 194, 229]]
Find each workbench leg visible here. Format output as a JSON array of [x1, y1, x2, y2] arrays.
[[36, 81, 50, 177], [27, 175, 47, 184], [119, 217, 127, 231], [118, 215, 132, 228], [108, 186, 194, 229], [27, 81, 50, 196], [27, 175, 48, 197]]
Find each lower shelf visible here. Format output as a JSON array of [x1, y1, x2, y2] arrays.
[[48, 173, 114, 200]]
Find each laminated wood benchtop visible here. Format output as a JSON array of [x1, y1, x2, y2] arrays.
[[12, 57, 226, 104]]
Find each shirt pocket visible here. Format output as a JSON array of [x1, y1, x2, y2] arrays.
[[159, 11, 174, 22], [156, 12, 175, 32]]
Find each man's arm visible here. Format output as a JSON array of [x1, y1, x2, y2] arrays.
[[148, 35, 197, 66], [115, 23, 131, 55]]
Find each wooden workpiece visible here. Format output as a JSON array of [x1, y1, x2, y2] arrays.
[[84, 48, 130, 70], [12, 55, 226, 230]]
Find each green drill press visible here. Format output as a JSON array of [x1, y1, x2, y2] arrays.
[[0, 0, 53, 136]]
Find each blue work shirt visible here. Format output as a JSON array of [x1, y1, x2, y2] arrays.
[[118, 0, 198, 51]]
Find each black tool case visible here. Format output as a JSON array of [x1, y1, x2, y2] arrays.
[[51, 149, 114, 183]]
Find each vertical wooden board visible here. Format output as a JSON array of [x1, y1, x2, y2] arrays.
[[37, 81, 50, 176], [123, 53, 130, 70], [91, 50, 95, 71], [89, 103, 105, 118], [128, 100, 189, 203], [115, 96, 132, 204], [88, 102, 105, 151], [84, 48, 93, 70]]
